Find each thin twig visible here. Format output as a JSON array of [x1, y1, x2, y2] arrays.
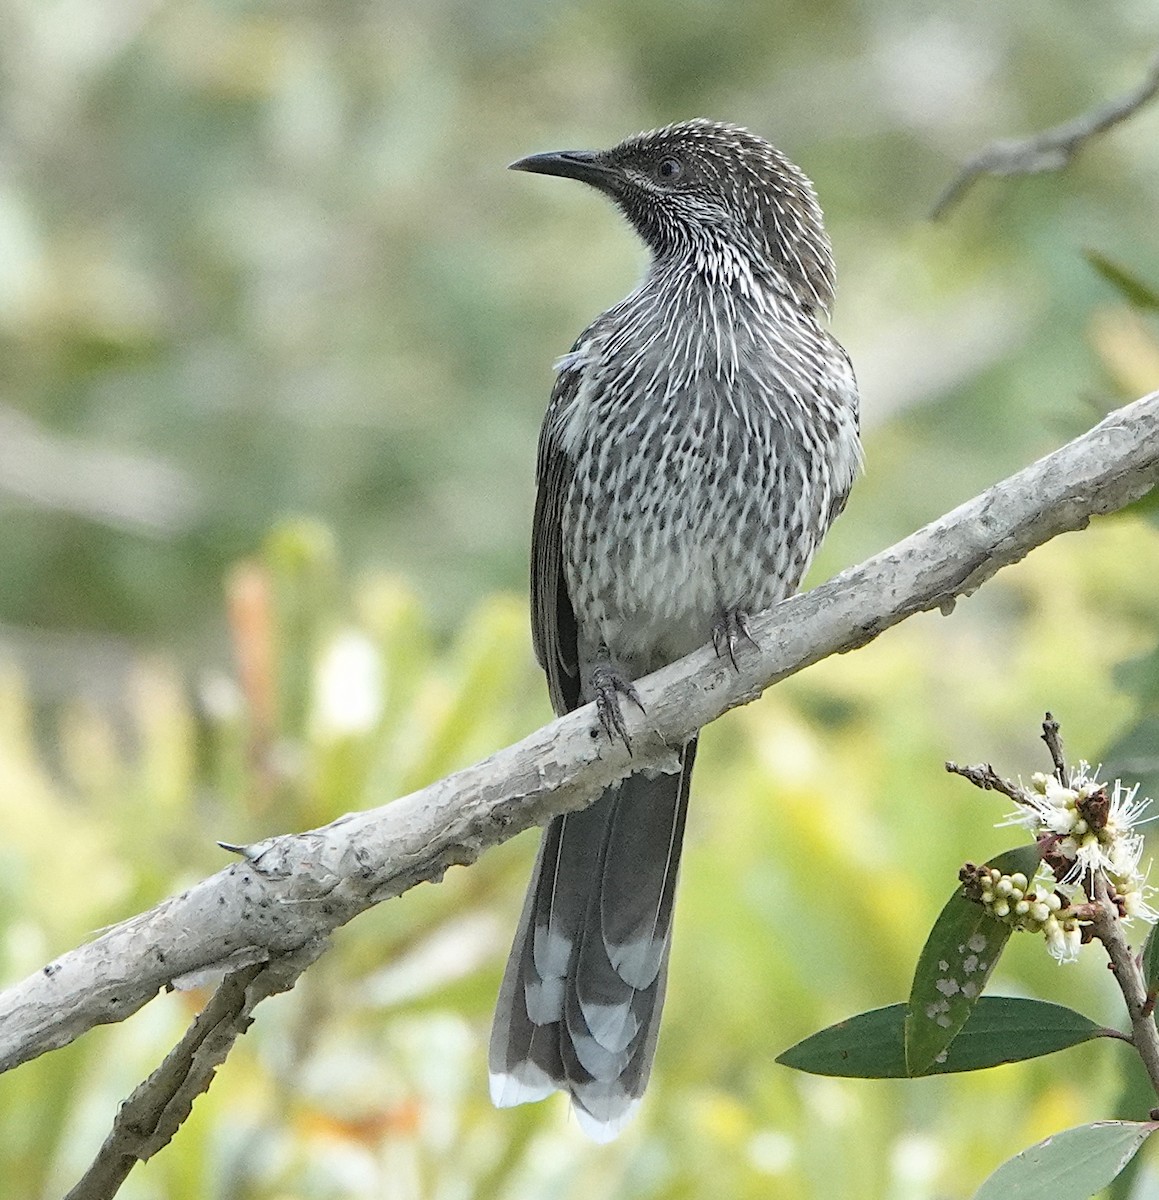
[[1041, 712, 1068, 784], [932, 53, 1159, 218], [1090, 873, 1159, 1100], [945, 760, 1031, 805]]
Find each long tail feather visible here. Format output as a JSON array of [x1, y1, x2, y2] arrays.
[[489, 740, 697, 1138]]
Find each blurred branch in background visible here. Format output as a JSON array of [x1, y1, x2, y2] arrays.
[[0, 405, 202, 536], [1, 389, 1156, 1198], [932, 51, 1159, 218]]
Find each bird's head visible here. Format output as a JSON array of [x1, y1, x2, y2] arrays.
[[510, 119, 835, 312]]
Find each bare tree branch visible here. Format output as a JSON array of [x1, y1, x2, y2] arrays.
[[944, 761, 1030, 806], [3, 389, 1157, 1072], [62, 953, 316, 1200], [947, 711, 1074, 803], [1041, 711, 1069, 783], [1091, 872, 1159, 1098], [932, 53, 1159, 219], [1, 392, 1158, 1189]]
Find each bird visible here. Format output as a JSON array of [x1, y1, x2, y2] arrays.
[[489, 119, 862, 1141]]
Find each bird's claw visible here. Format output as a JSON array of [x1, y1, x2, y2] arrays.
[[712, 609, 756, 671], [591, 665, 645, 751]]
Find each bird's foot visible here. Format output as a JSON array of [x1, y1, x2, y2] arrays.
[[712, 609, 757, 671], [591, 664, 645, 751]]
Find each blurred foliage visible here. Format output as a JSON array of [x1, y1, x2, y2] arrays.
[[2, 0, 1159, 1197]]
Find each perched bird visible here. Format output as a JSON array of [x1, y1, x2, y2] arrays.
[[490, 120, 862, 1140]]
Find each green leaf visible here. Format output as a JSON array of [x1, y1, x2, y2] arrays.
[[1085, 249, 1159, 311], [905, 844, 1042, 1076], [1144, 924, 1159, 1001], [974, 1121, 1158, 1200], [777, 997, 1110, 1078], [1108, 1055, 1156, 1200]]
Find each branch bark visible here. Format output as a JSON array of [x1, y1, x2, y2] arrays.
[[1091, 873, 1159, 1101], [932, 53, 1159, 218], [2, 390, 1158, 1085], [62, 951, 320, 1200]]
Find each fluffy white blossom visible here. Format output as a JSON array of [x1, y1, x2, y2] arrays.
[[1004, 763, 1102, 839], [1042, 913, 1082, 964], [976, 765, 1156, 963]]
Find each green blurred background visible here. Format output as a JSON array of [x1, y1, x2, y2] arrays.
[[1, 0, 1159, 1196]]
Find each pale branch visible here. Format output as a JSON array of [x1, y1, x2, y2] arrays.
[[1, 389, 1158, 1087], [62, 964, 262, 1199], [0, 404, 202, 537], [62, 957, 298, 1200], [932, 52, 1159, 219], [66, 954, 324, 1200]]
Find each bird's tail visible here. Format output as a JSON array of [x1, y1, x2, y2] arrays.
[[489, 739, 697, 1140]]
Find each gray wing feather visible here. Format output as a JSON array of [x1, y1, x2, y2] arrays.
[[531, 365, 582, 715]]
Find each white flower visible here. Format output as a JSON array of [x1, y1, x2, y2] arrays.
[[1042, 915, 1082, 963], [1067, 832, 1112, 884], [1004, 775, 1081, 836], [985, 763, 1158, 963], [1107, 831, 1145, 880], [1105, 780, 1153, 840], [1122, 881, 1159, 924]]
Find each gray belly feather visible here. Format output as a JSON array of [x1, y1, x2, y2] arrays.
[[562, 373, 852, 672]]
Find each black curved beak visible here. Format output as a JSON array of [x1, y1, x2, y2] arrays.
[[508, 149, 620, 192]]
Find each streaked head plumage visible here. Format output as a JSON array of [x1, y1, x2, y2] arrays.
[[511, 119, 835, 311]]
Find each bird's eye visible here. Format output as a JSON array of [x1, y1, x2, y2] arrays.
[[656, 157, 683, 183]]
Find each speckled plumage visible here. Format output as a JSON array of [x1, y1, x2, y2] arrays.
[[491, 120, 861, 1140]]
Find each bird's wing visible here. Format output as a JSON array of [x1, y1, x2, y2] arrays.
[[823, 339, 862, 527], [531, 362, 582, 716]]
